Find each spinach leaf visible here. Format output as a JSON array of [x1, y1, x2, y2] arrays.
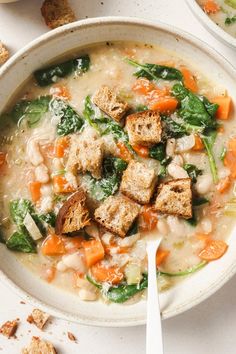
[[34, 55, 90, 86], [83, 95, 102, 132], [149, 142, 171, 178], [127, 219, 139, 236], [183, 163, 202, 183], [89, 157, 127, 201], [186, 196, 209, 227], [186, 213, 197, 227], [6, 227, 36, 253], [193, 197, 209, 206], [202, 131, 218, 183], [161, 115, 189, 139], [97, 117, 131, 147], [39, 211, 56, 228], [225, 15, 236, 24], [135, 104, 148, 112], [49, 99, 84, 136], [10, 96, 51, 127], [220, 146, 227, 161], [126, 58, 183, 81]]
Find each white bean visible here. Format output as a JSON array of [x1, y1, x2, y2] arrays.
[[195, 174, 213, 194], [62, 253, 86, 273], [167, 216, 185, 237], [40, 184, 53, 197], [78, 288, 98, 301], [201, 218, 212, 234], [157, 218, 169, 235], [101, 232, 114, 246], [175, 134, 195, 152], [52, 158, 64, 171], [85, 223, 100, 239], [65, 172, 78, 189], [118, 233, 140, 247], [27, 139, 43, 166], [57, 260, 67, 272], [166, 138, 176, 157], [218, 167, 230, 179], [172, 154, 184, 166], [39, 196, 53, 213], [167, 163, 188, 179], [35, 164, 49, 183]]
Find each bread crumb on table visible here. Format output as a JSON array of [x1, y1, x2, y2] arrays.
[[0, 42, 9, 65], [0, 319, 19, 338], [22, 336, 57, 354], [27, 309, 50, 330], [41, 0, 76, 29], [67, 331, 77, 341]]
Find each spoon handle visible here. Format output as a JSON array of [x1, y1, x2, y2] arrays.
[[146, 240, 164, 354]]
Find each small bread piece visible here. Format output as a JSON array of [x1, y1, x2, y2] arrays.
[[93, 85, 130, 122], [154, 178, 192, 219], [94, 195, 140, 237], [0, 42, 9, 65], [55, 189, 90, 234], [27, 309, 50, 330], [66, 133, 103, 179], [126, 110, 162, 146], [22, 337, 57, 354], [0, 319, 18, 338], [120, 160, 157, 204], [41, 0, 76, 29]]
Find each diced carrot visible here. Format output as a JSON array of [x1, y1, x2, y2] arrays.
[[50, 84, 71, 100], [28, 181, 41, 202], [212, 96, 232, 120], [116, 141, 133, 162], [54, 136, 70, 158], [224, 151, 236, 178], [156, 249, 170, 267], [203, 0, 220, 13], [52, 175, 76, 194], [149, 96, 178, 113], [147, 87, 170, 101], [228, 138, 236, 157], [198, 239, 228, 261], [41, 266, 57, 283], [216, 176, 231, 194], [132, 144, 149, 158], [192, 134, 204, 151], [196, 233, 212, 241], [83, 239, 105, 267], [0, 152, 6, 167], [132, 78, 155, 95], [65, 236, 85, 253], [104, 242, 129, 255], [41, 234, 66, 256], [181, 67, 198, 93], [91, 262, 124, 285], [40, 143, 55, 159], [139, 205, 158, 231]]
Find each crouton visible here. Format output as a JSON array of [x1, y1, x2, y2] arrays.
[[0, 319, 18, 338], [27, 309, 50, 330], [0, 42, 9, 65], [22, 337, 57, 354], [41, 0, 76, 29], [94, 195, 140, 237], [126, 110, 162, 146], [93, 85, 130, 122], [55, 188, 90, 234], [154, 178, 192, 219], [120, 160, 157, 204], [66, 133, 104, 179]]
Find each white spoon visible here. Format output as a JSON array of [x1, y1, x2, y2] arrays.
[[146, 237, 164, 354]]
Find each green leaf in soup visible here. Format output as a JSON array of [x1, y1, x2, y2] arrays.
[[202, 131, 219, 183], [183, 163, 202, 183], [149, 142, 166, 161], [224, 0, 236, 9], [193, 197, 209, 206], [125, 58, 183, 81], [6, 227, 36, 253], [39, 211, 56, 228], [49, 98, 84, 136], [225, 15, 236, 24], [127, 219, 139, 236], [10, 199, 34, 226], [161, 115, 189, 139], [134, 104, 148, 112], [82, 95, 101, 132], [34, 55, 90, 86]]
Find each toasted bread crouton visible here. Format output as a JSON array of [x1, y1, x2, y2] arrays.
[[27, 309, 50, 330], [154, 178, 192, 219], [93, 86, 130, 122], [0, 319, 18, 338], [0, 42, 9, 65], [22, 337, 57, 354], [94, 195, 140, 237], [41, 0, 76, 29], [66, 132, 104, 179], [120, 160, 157, 204], [126, 110, 162, 146], [55, 189, 90, 234]]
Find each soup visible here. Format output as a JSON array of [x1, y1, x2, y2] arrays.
[[197, 0, 236, 37], [0, 41, 235, 303]]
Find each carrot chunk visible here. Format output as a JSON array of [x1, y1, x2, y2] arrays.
[[212, 96, 232, 120], [50, 84, 71, 100], [91, 262, 124, 284], [156, 249, 170, 267], [28, 181, 42, 202], [41, 234, 66, 256], [0, 152, 6, 167], [216, 176, 231, 194], [116, 141, 133, 162], [198, 239, 228, 261], [52, 175, 76, 194], [181, 67, 198, 93], [224, 138, 236, 178], [132, 144, 149, 158], [192, 134, 204, 151], [132, 78, 155, 95], [139, 205, 158, 231], [41, 266, 57, 283], [54, 136, 70, 158], [203, 0, 220, 13], [83, 239, 105, 267], [149, 96, 178, 113]]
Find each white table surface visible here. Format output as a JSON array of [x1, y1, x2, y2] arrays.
[[0, 0, 236, 353]]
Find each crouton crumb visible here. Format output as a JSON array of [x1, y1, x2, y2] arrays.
[[0, 42, 9, 65], [41, 0, 76, 29], [22, 336, 57, 354], [67, 331, 77, 341], [27, 309, 50, 330], [0, 319, 19, 338]]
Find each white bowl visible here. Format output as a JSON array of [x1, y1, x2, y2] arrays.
[[186, 0, 236, 48], [1, 17, 236, 327]]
